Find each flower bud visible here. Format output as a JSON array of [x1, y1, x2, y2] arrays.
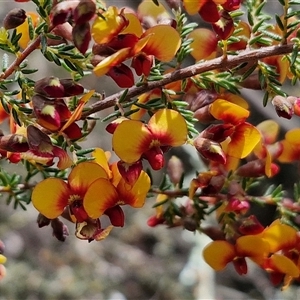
[[272, 95, 294, 119], [0, 134, 29, 152], [72, 22, 91, 54], [238, 215, 264, 235], [3, 8, 27, 29], [185, 90, 218, 111], [37, 213, 51, 228], [59, 79, 84, 96], [167, 156, 184, 185], [74, 0, 96, 25], [108, 64, 135, 88], [194, 136, 226, 164], [51, 218, 69, 242], [236, 159, 266, 177], [34, 76, 65, 98], [51, 0, 79, 27]]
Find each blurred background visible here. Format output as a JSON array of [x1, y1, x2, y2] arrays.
[[1, 0, 300, 299]]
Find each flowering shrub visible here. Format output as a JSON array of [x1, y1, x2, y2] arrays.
[[1, 0, 300, 292]]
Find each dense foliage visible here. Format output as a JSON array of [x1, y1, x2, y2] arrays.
[[1, 0, 300, 292]]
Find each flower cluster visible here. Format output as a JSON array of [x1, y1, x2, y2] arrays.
[[203, 220, 300, 290], [32, 148, 151, 241], [1, 0, 300, 291], [91, 5, 181, 87]]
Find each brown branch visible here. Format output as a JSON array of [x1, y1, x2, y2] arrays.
[[81, 43, 294, 118], [0, 25, 54, 81], [0, 37, 42, 80]]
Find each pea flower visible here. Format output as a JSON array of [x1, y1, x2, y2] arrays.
[[209, 99, 261, 159], [32, 149, 151, 240], [203, 220, 300, 288], [91, 6, 181, 86], [112, 109, 188, 170]]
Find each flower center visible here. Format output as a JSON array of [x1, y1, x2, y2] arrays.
[[149, 139, 161, 148], [68, 194, 82, 205]]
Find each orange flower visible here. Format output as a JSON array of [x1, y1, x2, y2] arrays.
[[93, 24, 181, 78], [32, 148, 151, 240], [203, 235, 269, 274], [203, 220, 300, 287], [209, 99, 261, 159], [112, 109, 188, 170]]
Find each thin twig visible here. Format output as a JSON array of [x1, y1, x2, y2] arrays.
[[81, 43, 294, 118]]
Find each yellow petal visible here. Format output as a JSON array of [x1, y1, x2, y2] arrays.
[[32, 178, 70, 219], [141, 25, 181, 62], [83, 178, 119, 219], [227, 123, 261, 158], [93, 47, 131, 77], [189, 28, 217, 61], [203, 240, 236, 271], [148, 109, 187, 147], [236, 235, 269, 265], [68, 161, 108, 196], [92, 6, 127, 44], [92, 148, 112, 178], [117, 170, 151, 207], [269, 254, 300, 277], [112, 120, 153, 163], [210, 99, 250, 125], [121, 13, 143, 37], [262, 221, 297, 253]]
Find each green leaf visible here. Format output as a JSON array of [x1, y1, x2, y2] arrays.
[[275, 14, 284, 31]]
